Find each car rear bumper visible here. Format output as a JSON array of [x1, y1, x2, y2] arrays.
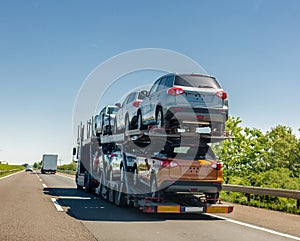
[[166, 107, 227, 124], [159, 180, 222, 194]]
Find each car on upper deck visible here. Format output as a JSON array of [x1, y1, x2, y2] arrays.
[[94, 105, 119, 135], [113, 90, 148, 133], [136, 73, 228, 135]]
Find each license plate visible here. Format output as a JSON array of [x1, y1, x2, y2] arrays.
[[196, 127, 211, 134]]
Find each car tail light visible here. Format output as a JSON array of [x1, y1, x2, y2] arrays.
[[161, 160, 178, 168], [211, 162, 222, 170], [132, 100, 142, 108], [167, 87, 185, 96], [216, 91, 227, 99]]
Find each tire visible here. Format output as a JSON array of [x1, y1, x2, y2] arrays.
[[156, 108, 164, 128], [137, 111, 145, 130], [84, 172, 93, 194]]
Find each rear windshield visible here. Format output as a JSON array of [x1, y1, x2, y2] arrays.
[[174, 75, 220, 89], [171, 145, 216, 160], [137, 92, 147, 100]]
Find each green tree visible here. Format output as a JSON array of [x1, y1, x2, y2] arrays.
[[264, 125, 300, 177]]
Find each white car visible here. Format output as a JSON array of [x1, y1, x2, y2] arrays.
[[25, 165, 33, 172]]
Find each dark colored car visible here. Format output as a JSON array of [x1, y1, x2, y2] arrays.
[[113, 90, 147, 133], [94, 105, 119, 135], [137, 73, 228, 135]]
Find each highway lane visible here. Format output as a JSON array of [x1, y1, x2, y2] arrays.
[[0, 171, 96, 241], [38, 172, 300, 241]]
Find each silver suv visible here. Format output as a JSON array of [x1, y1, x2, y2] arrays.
[[136, 73, 228, 135]]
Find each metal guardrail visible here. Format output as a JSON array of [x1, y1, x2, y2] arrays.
[[223, 184, 300, 208]]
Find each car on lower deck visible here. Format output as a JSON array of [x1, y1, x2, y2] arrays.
[[128, 141, 223, 203], [137, 73, 228, 135]]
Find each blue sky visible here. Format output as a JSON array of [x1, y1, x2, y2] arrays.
[[0, 0, 299, 164]]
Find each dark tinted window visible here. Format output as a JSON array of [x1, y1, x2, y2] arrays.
[[107, 107, 118, 114], [166, 75, 174, 87], [137, 92, 146, 100], [157, 77, 168, 91], [163, 144, 216, 160], [128, 93, 136, 103], [174, 75, 220, 89]]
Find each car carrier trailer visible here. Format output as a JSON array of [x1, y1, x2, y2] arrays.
[[73, 120, 234, 214]]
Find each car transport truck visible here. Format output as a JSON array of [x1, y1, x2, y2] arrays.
[[73, 118, 234, 214]]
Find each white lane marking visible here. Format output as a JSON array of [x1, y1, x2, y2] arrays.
[[55, 173, 75, 180], [206, 214, 300, 240], [58, 196, 91, 200], [42, 183, 47, 188], [51, 198, 64, 212], [0, 170, 24, 180]]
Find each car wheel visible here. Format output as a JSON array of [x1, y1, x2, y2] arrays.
[[137, 111, 145, 130], [156, 108, 164, 128]]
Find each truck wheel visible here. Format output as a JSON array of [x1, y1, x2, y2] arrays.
[[84, 172, 93, 194]]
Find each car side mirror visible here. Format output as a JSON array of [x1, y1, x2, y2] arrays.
[[115, 103, 121, 108], [140, 90, 148, 97], [72, 147, 76, 156]]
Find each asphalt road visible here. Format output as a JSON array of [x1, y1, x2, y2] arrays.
[[0, 171, 299, 241]]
